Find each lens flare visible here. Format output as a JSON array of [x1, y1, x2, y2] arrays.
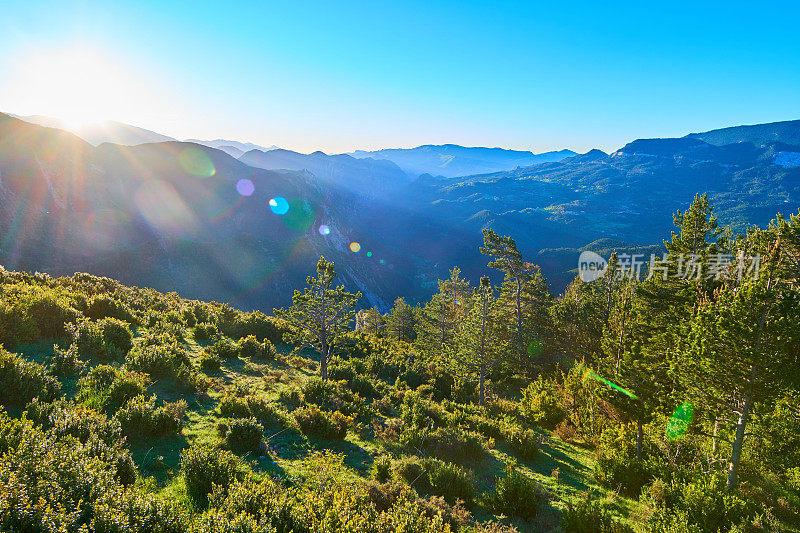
[[236, 179, 255, 196], [380, 259, 386, 265], [666, 402, 694, 440], [318, 225, 331, 235], [350, 242, 361, 253], [527, 339, 544, 358], [366, 251, 373, 257], [282, 198, 315, 231], [268, 197, 290, 215], [585, 369, 637, 399], [178, 147, 215, 177]]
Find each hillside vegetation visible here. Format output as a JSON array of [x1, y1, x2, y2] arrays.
[[1, 196, 799, 532]]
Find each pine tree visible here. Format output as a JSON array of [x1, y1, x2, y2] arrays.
[[454, 276, 498, 405], [481, 229, 540, 370], [274, 256, 361, 381], [388, 297, 417, 343]]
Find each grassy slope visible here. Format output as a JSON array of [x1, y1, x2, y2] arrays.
[[13, 328, 637, 531]]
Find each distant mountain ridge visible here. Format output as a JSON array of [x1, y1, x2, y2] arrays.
[[2, 111, 799, 310], [240, 148, 412, 197], [187, 139, 280, 158], [11, 114, 176, 146], [348, 144, 577, 178], [686, 119, 800, 147]]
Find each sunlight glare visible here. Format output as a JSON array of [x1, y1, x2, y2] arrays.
[[5, 45, 153, 128]]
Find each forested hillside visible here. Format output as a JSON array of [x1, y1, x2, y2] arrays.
[[1, 196, 799, 532]]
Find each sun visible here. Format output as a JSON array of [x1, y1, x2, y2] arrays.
[[5, 45, 150, 129]]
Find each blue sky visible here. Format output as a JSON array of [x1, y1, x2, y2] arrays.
[[1, 0, 799, 154]]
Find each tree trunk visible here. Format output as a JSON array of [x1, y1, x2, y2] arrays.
[[712, 417, 719, 456], [636, 419, 643, 462], [727, 391, 752, 489], [479, 363, 486, 406], [320, 344, 328, 381]]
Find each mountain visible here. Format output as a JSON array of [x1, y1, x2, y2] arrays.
[[348, 144, 576, 178], [239, 148, 412, 197], [0, 113, 465, 311], [188, 139, 279, 157], [686, 119, 800, 147], [2, 113, 799, 311], [12, 114, 176, 145]]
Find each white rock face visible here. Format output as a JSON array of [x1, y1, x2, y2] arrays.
[[774, 152, 800, 168]]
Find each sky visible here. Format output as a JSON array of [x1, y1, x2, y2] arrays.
[[1, 0, 799, 154]]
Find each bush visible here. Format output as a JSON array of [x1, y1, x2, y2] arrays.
[[238, 335, 276, 361], [115, 395, 186, 438], [503, 425, 539, 460], [208, 337, 240, 360], [593, 424, 657, 497], [85, 295, 136, 323], [372, 454, 393, 483], [0, 347, 61, 404], [642, 475, 769, 532], [100, 317, 133, 355], [393, 455, 429, 489], [484, 464, 550, 520], [234, 311, 285, 344], [193, 322, 217, 341], [181, 444, 242, 509], [426, 459, 475, 506], [77, 365, 146, 413], [401, 425, 485, 463], [561, 492, 634, 533], [0, 410, 187, 532], [126, 341, 198, 391], [47, 343, 86, 377], [27, 293, 79, 339], [294, 405, 349, 439], [521, 377, 566, 429], [226, 417, 263, 453], [201, 353, 222, 373]]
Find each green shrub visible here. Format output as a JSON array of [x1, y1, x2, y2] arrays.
[[226, 417, 263, 453], [238, 335, 276, 360], [126, 341, 198, 390], [393, 455, 429, 489], [643, 475, 769, 532], [503, 425, 540, 460], [193, 322, 217, 341], [201, 353, 222, 373], [0, 410, 187, 531], [234, 311, 285, 344], [115, 395, 186, 438], [561, 492, 633, 533], [85, 295, 136, 323], [208, 337, 240, 359], [27, 293, 79, 338], [521, 376, 566, 429], [0, 347, 61, 405], [77, 365, 146, 413], [426, 459, 475, 506], [294, 405, 349, 439], [372, 455, 393, 483], [70, 320, 106, 359], [401, 425, 485, 463], [484, 464, 550, 520], [47, 343, 86, 377], [302, 377, 367, 417], [593, 423, 657, 497], [102, 316, 133, 350], [181, 444, 242, 509]]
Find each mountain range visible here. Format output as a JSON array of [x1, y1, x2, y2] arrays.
[[1, 112, 798, 311]]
